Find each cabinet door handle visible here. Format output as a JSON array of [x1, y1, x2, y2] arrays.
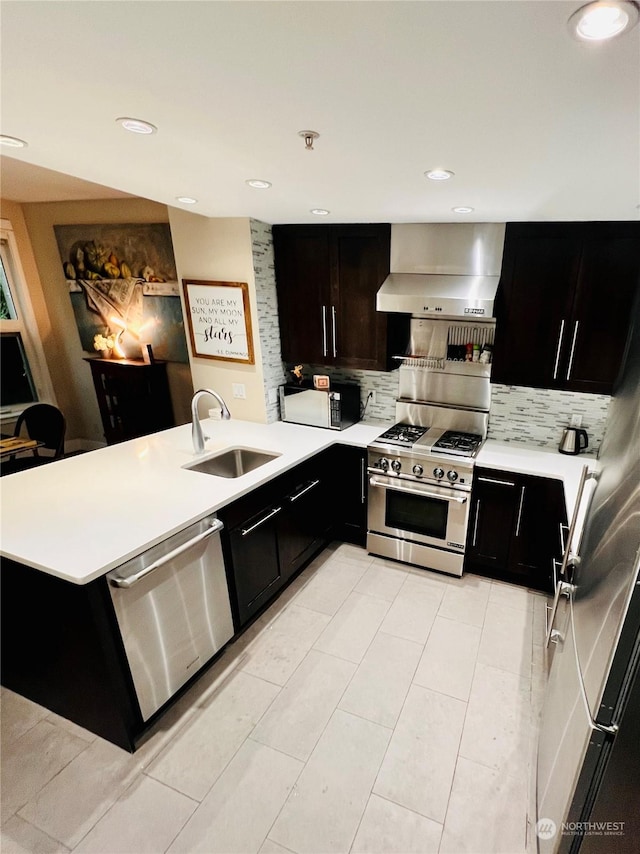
[[472, 500, 481, 547], [321, 306, 328, 357], [360, 456, 366, 504], [515, 485, 526, 537], [559, 522, 569, 557], [290, 479, 320, 502], [478, 477, 516, 487], [553, 319, 566, 380], [566, 321, 580, 380], [241, 506, 282, 536], [331, 306, 337, 357]]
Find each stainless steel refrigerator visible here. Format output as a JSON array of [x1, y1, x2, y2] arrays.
[[537, 290, 640, 854]]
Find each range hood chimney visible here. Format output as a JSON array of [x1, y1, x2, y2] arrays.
[[377, 223, 506, 319]]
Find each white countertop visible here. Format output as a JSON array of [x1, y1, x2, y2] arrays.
[[0, 419, 384, 584], [477, 439, 597, 528], [0, 422, 597, 586]]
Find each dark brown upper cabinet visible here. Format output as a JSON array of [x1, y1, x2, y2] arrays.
[[492, 222, 640, 395], [273, 224, 407, 371]]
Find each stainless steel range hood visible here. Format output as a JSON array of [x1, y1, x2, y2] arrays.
[[377, 223, 505, 319]]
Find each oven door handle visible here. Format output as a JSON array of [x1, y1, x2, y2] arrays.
[[369, 475, 468, 504]]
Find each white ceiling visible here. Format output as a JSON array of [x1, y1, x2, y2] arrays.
[[1, 1, 639, 224], [0, 157, 132, 203]]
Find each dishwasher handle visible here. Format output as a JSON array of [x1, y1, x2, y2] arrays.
[[108, 518, 224, 589]]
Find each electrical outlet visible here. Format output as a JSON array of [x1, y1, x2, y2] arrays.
[[208, 408, 222, 420], [232, 383, 246, 399], [570, 414, 583, 427], [369, 390, 377, 405]]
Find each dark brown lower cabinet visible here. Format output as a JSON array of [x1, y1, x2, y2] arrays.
[[277, 462, 334, 582], [227, 505, 283, 627], [219, 451, 337, 628], [329, 445, 368, 546], [466, 467, 567, 592], [0, 560, 141, 751]]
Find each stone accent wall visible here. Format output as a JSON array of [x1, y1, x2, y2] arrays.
[[488, 384, 610, 454], [250, 220, 287, 423]]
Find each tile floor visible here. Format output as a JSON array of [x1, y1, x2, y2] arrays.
[[1, 543, 549, 854]]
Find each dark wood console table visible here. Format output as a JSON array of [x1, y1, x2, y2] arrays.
[[84, 358, 175, 444]]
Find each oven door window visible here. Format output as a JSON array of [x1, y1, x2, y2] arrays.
[[385, 490, 448, 541]]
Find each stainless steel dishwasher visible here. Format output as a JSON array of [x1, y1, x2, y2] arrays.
[[106, 515, 234, 721]]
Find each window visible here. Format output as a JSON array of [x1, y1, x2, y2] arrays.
[[1, 333, 37, 407], [0, 221, 54, 419]]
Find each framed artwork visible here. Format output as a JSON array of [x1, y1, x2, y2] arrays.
[[182, 279, 255, 364], [54, 222, 189, 363]]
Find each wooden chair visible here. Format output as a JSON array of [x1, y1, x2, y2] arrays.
[[1, 404, 66, 474]]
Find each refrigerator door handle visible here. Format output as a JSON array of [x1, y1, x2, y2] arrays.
[[569, 599, 619, 736], [557, 464, 591, 578], [545, 580, 575, 647]]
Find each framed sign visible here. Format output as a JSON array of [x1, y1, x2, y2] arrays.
[[182, 279, 255, 364]]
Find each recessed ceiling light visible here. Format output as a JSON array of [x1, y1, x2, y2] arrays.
[[0, 135, 28, 148], [452, 206, 474, 214], [310, 209, 330, 216], [176, 196, 198, 205], [425, 169, 455, 181], [569, 1, 639, 40], [116, 117, 157, 135], [245, 179, 272, 189]]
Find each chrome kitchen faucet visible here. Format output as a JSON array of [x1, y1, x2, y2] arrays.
[[191, 389, 231, 454]]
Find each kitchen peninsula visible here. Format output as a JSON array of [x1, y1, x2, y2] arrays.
[[1, 417, 593, 750]]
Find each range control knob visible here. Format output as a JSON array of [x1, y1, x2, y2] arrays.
[[433, 467, 445, 479], [447, 470, 459, 482], [412, 464, 424, 476], [391, 460, 402, 473], [378, 458, 390, 471]]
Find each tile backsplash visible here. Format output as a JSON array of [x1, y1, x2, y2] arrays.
[[488, 384, 610, 454], [299, 369, 610, 454], [305, 364, 399, 423]]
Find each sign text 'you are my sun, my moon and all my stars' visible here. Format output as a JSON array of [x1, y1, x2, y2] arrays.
[[188, 284, 250, 361]]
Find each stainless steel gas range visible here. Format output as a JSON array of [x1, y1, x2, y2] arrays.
[[367, 425, 481, 577], [366, 317, 494, 576]]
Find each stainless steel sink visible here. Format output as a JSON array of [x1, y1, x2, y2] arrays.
[[184, 447, 281, 478]]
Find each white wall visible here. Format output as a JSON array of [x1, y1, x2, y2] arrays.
[[168, 209, 269, 422]]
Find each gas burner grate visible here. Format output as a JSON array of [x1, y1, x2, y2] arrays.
[[432, 430, 483, 457], [376, 423, 429, 447]]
